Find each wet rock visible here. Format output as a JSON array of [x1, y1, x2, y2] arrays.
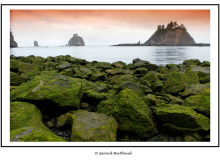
[[71, 110, 118, 141], [155, 106, 210, 136], [10, 127, 66, 142]]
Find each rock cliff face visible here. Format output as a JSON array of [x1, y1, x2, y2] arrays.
[[68, 34, 85, 46], [144, 23, 196, 46], [10, 31, 18, 48]]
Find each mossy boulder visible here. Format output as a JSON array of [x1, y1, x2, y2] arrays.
[[10, 101, 50, 132], [162, 71, 200, 94], [10, 59, 20, 72], [10, 71, 27, 86], [82, 90, 108, 106], [183, 59, 201, 66], [90, 73, 106, 81], [152, 80, 163, 92], [105, 68, 133, 75], [98, 89, 157, 139], [140, 71, 160, 83], [187, 66, 210, 75], [134, 68, 148, 77], [200, 61, 210, 67], [181, 84, 210, 97], [59, 68, 74, 77], [72, 68, 87, 79], [70, 110, 118, 142], [112, 61, 126, 68], [155, 106, 210, 136], [144, 63, 159, 71], [10, 127, 66, 142], [166, 64, 180, 71], [157, 66, 173, 74], [144, 94, 168, 106], [110, 74, 138, 85], [161, 93, 184, 105], [57, 62, 72, 72], [95, 62, 113, 69], [183, 92, 210, 117], [18, 62, 39, 74], [10, 73, 82, 109], [196, 71, 210, 84], [44, 61, 58, 71], [133, 60, 150, 69]]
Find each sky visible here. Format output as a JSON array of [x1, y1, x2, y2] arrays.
[[10, 10, 210, 47]]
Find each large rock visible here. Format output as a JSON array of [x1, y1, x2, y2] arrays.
[[183, 92, 210, 117], [10, 71, 27, 86], [181, 84, 210, 97], [71, 110, 118, 141], [68, 34, 85, 46], [144, 23, 196, 46], [10, 101, 50, 132], [105, 68, 133, 75], [162, 71, 200, 94], [56, 111, 118, 142], [10, 127, 66, 142], [97, 89, 157, 139], [155, 106, 210, 135], [10, 72, 83, 109], [10, 31, 18, 48]]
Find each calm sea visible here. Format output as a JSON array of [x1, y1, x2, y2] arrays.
[[10, 46, 210, 66]]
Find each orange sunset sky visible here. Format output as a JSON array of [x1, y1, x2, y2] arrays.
[[10, 10, 210, 46]]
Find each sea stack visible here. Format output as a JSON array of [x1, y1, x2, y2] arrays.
[[144, 21, 196, 46], [68, 34, 85, 46], [10, 31, 18, 48], [34, 41, 39, 47]]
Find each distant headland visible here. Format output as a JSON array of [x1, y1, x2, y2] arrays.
[[113, 21, 210, 46]]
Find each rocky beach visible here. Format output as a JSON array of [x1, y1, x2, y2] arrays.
[[10, 55, 210, 142]]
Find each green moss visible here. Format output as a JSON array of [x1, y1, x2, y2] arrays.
[[155, 106, 210, 135], [112, 61, 126, 68], [111, 89, 157, 139], [71, 110, 117, 142], [10, 101, 50, 132], [10, 71, 27, 86], [18, 62, 39, 73], [181, 84, 210, 97], [10, 127, 66, 142], [183, 59, 201, 66], [143, 94, 167, 106], [83, 90, 108, 106], [162, 71, 200, 94], [95, 62, 113, 69], [183, 92, 210, 117], [110, 74, 138, 85], [11, 73, 83, 109], [10, 59, 20, 71], [105, 68, 133, 75]]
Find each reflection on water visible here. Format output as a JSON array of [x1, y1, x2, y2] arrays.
[[10, 46, 210, 66], [153, 47, 188, 65]]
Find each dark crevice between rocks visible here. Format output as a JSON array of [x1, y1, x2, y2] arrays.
[[10, 68, 18, 73], [17, 99, 78, 121], [52, 124, 72, 142]]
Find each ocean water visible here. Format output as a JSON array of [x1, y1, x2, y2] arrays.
[[10, 46, 210, 65]]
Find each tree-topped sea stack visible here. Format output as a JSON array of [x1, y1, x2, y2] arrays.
[[68, 33, 85, 46], [144, 21, 196, 46]]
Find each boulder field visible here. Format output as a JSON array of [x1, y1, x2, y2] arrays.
[[10, 55, 210, 142]]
